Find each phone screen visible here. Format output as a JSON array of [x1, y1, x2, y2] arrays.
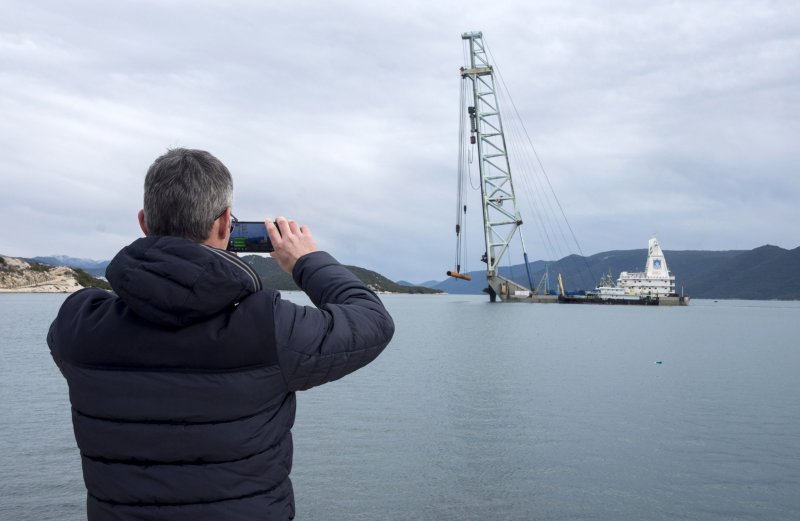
[[227, 221, 274, 253]]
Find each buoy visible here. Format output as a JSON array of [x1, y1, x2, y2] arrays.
[[655, 360, 663, 365], [446, 271, 473, 281]]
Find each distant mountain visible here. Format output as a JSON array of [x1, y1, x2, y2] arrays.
[[345, 265, 441, 294], [434, 245, 799, 300], [394, 279, 441, 289], [241, 255, 442, 294], [683, 245, 800, 299], [30, 255, 110, 278]]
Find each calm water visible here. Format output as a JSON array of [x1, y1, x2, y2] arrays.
[[1, 293, 799, 520]]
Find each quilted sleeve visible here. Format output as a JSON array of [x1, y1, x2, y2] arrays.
[[272, 251, 394, 392]]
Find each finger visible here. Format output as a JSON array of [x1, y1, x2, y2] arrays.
[[276, 216, 291, 237], [299, 224, 311, 235], [288, 220, 300, 235], [265, 219, 283, 246]]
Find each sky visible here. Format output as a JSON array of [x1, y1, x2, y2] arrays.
[[2, 0, 798, 283]]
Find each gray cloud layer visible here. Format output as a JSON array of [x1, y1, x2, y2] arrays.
[[2, 0, 798, 282]]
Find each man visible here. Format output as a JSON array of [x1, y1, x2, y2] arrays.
[[47, 148, 394, 520]]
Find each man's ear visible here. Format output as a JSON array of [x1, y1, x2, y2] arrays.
[[138, 209, 149, 236], [216, 208, 231, 241]]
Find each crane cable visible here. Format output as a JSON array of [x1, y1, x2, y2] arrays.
[[455, 75, 467, 275], [448, 42, 476, 282], [484, 38, 597, 288]]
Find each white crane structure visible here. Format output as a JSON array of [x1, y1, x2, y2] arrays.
[[456, 31, 536, 302]]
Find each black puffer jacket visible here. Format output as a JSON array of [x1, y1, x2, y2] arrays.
[[47, 236, 394, 520]]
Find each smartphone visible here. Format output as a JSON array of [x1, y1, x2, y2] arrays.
[[227, 221, 274, 253]]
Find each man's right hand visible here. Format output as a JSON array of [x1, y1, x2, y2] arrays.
[[266, 217, 318, 274]]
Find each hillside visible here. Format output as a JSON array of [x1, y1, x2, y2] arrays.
[[241, 255, 441, 294], [683, 245, 800, 300], [30, 256, 110, 277], [434, 245, 799, 300], [0, 256, 111, 292]]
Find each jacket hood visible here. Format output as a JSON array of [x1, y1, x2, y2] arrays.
[[106, 236, 263, 328]]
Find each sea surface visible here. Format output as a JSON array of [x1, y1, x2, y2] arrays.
[[1, 293, 799, 520]]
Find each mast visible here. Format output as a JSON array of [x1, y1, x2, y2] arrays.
[[460, 31, 531, 300]]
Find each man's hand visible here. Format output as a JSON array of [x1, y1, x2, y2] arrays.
[[266, 217, 318, 274]]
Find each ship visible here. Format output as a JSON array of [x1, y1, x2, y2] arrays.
[[558, 237, 690, 306]]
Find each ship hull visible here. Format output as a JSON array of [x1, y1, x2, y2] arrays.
[[558, 295, 689, 306]]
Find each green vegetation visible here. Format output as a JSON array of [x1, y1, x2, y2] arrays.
[[344, 265, 441, 294], [0, 258, 51, 274], [29, 261, 52, 272], [73, 268, 112, 290], [0, 254, 112, 291], [241, 256, 297, 290], [681, 245, 800, 300]]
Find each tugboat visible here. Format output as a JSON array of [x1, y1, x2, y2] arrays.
[[560, 237, 690, 306]]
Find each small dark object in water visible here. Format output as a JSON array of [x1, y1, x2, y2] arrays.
[[655, 360, 663, 365]]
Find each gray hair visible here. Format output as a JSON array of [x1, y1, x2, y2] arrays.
[[143, 148, 233, 242]]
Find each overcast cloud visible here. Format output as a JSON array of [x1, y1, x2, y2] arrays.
[[1, 0, 798, 282]]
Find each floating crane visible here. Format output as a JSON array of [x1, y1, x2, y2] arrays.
[[446, 32, 685, 306], [448, 31, 555, 303]]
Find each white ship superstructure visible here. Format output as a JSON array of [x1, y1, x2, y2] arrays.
[[617, 237, 676, 297], [595, 237, 678, 299]]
